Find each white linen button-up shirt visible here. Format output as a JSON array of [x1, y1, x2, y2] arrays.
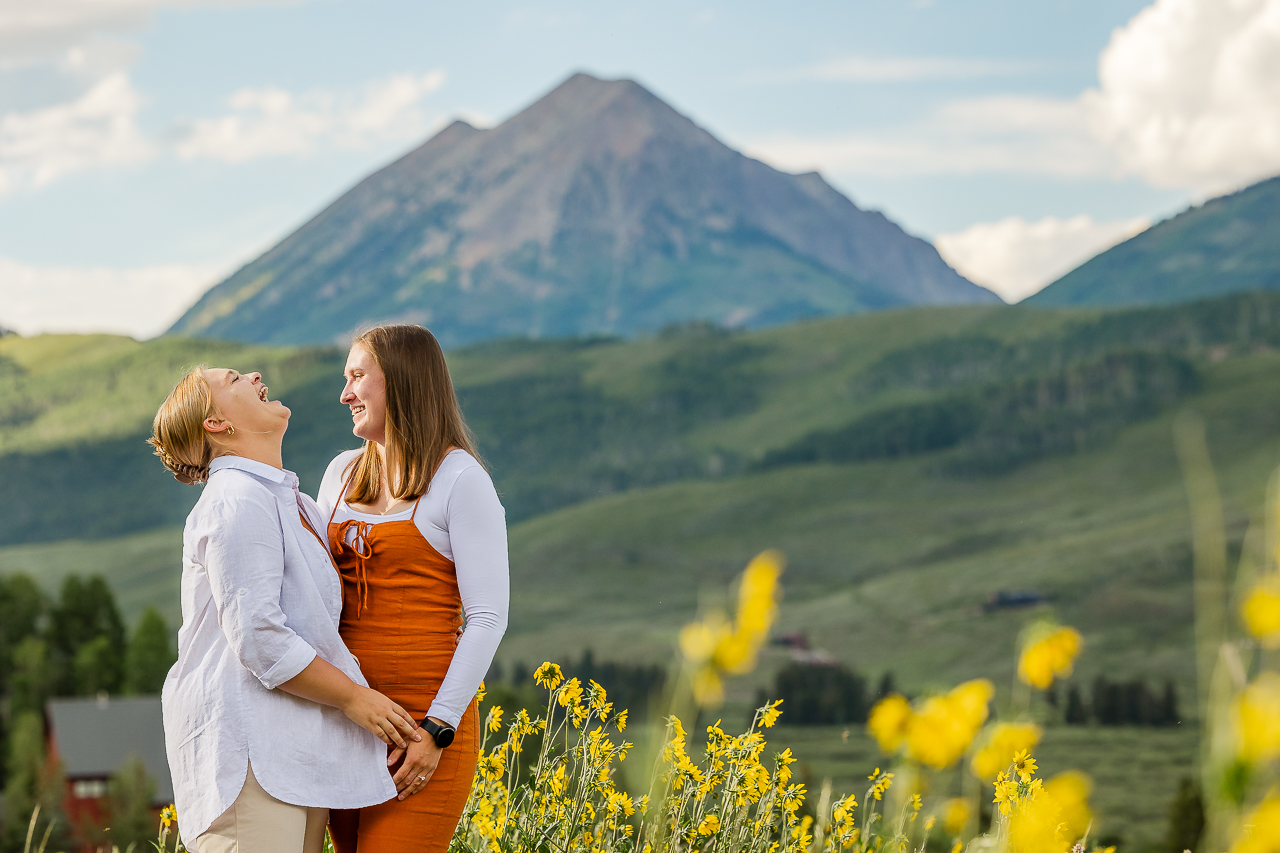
[[162, 456, 396, 848]]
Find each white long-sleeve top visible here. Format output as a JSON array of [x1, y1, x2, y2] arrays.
[[317, 448, 509, 728], [163, 456, 396, 849]]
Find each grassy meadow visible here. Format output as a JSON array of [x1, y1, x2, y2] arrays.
[[7, 292, 1280, 844]]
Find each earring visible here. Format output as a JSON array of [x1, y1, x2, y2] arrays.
[[227, 425, 236, 436]]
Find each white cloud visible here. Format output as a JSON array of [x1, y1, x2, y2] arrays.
[[0, 256, 221, 338], [0, 0, 263, 65], [1086, 0, 1280, 194], [0, 71, 149, 195], [935, 215, 1150, 303], [175, 71, 447, 163], [749, 0, 1280, 192], [745, 95, 1104, 178]]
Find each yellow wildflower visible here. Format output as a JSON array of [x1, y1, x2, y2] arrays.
[[1242, 578, 1280, 647], [943, 798, 970, 835], [535, 661, 564, 690], [993, 771, 1018, 816], [697, 814, 721, 835], [1018, 624, 1083, 690], [557, 677, 584, 708], [868, 769, 894, 801], [1229, 790, 1280, 853], [760, 699, 783, 728], [1007, 771, 1092, 852], [972, 722, 1043, 781], [867, 694, 912, 753], [905, 680, 993, 770], [1235, 671, 1280, 763], [776, 748, 796, 785], [680, 551, 784, 707], [1012, 749, 1038, 783], [614, 709, 628, 731], [160, 804, 176, 829], [487, 707, 504, 733]]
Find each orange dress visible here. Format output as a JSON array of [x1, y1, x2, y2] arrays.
[[326, 487, 480, 853]]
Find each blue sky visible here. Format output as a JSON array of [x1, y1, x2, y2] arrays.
[[2, 0, 1278, 336]]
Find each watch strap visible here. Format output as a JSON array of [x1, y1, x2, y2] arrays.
[[418, 716, 456, 748]]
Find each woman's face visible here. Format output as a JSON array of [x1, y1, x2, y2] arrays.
[[203, 368, 290, 436], [341, 345, 387, 444]]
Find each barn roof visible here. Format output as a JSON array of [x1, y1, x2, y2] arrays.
[[47, 695, 173, 802]]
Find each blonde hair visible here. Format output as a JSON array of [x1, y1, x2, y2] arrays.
[[344, 325, 482, 505], [147, 367, 222, 485]]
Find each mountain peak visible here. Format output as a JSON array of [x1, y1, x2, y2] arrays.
[[171, 74, 994, 346]]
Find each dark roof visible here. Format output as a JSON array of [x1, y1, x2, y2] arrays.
[[47, 695, 173, 802]]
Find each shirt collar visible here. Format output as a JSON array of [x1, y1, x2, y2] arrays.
[[209, 455, 300, 491]]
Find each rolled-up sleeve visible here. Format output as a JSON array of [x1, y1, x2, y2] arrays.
[[199, 496, 317, 689]]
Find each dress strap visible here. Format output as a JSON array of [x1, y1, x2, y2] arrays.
[[409, 491, 425, 523], [329, 471, 353, 526]]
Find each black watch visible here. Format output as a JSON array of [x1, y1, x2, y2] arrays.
[[419, 716, 456, 749]]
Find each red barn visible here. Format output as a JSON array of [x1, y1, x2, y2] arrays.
[[45, 695, 171, 851]]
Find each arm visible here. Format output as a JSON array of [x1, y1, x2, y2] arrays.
[[279, 656, 421, 749], [427, 465, 509, 727], [202, 491, 418, 747], [391, 465, 509, 797], [201, 494, 319, 689]]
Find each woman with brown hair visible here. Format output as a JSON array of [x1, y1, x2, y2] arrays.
[[316, 324, 508, 853], [150, 366, 419, 853]]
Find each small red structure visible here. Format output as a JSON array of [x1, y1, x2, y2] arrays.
[[45, 694, 171, 852]]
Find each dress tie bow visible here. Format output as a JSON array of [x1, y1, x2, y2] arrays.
[[335, 518, 375, 616]]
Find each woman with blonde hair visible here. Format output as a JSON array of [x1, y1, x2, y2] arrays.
[[150, 366, 420, 853], [317, 324, 509, 853]]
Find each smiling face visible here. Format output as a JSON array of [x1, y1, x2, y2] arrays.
[[341, 345, 388, 444], [202, 368, 290, 437]]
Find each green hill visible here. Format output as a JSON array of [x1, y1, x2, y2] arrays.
[[1031, 174, 1280, 306], [13, 297, 1280, 848], [6, 292, 1280, 690]]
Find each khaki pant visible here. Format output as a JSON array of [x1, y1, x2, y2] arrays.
[[196, 764, 328, 853]]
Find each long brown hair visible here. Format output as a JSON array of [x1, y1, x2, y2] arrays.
[[345, 325, 481, 504], [148, 367, 221, 484]]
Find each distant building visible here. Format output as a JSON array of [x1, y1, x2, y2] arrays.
[[982, 590, 1050, 612], [45, 695, 172, 847]]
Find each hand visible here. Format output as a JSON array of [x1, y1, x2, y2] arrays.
[[390, 729, 444, 800], [341, 686, 421, 750]]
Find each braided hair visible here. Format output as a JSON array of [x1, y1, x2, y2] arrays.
[[148, 367, 219, 486]]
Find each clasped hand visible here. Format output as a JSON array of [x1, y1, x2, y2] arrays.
[[388, 724, 444, 800], [341, 685, 421, 750]]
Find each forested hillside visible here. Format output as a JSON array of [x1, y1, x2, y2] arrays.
[[4, 292, 1280, 696]]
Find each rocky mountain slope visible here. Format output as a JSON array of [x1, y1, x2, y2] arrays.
[[170, 73, 995, 347], [1031, 175, 1280, 307]]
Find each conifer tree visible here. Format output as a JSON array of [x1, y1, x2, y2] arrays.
[[1065, 683, 1089, 724], [8, 638, 55, 718], [105, 756, 156, 852], [0, 712, 68, 853], [1163, 776, 1204, 853], [0, 575, 43, 686], [1158, 680, 1181, 727], [47, 575, 125, 696], [124, 607, 176, 694]]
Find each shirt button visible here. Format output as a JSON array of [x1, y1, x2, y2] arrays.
[[238, 588, 247, 596]]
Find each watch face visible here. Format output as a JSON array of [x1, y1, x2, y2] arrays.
[[436, 727, 456, 748]]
